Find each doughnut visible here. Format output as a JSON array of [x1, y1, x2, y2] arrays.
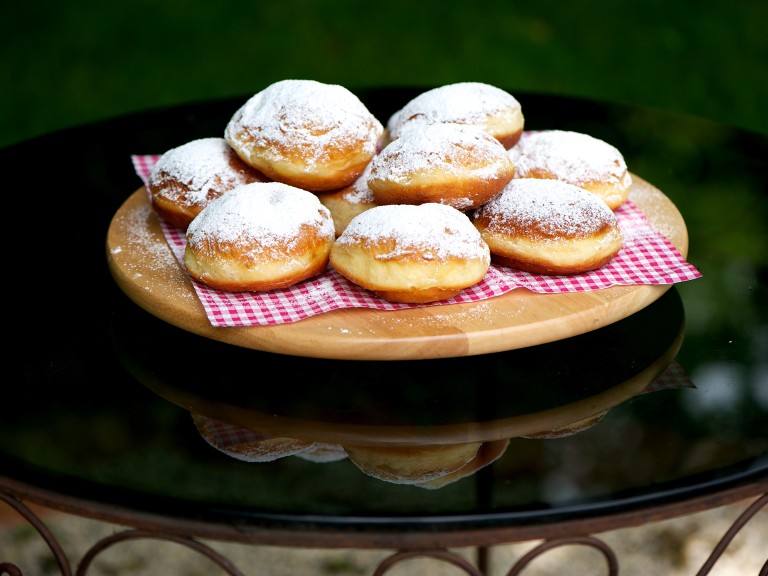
[[183, 181, 336, 292], [294, 443, 348, 463], [192, 414, 312, 463], [386, 82, 525, 148], [224, 79, 384, 192], [368, 122, 515, 211], [471, 178, 624, 275], [343, 442, 483, 486], [329, 203, 491, 304], [415, 439, 510, 490], [316, 160, 378, 237], [508, 130, 632, 210], [148, 137, 268, 230]]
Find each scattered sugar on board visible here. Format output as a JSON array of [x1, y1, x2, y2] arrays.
[[381, 300, 505, 331], [509, 130, 627, 186], [114, 203, 177, 273]]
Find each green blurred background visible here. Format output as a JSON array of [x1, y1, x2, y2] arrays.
[[1, 0, 766, 149]]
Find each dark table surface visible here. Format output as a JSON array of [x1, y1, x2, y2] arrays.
[[1, 87, 766, 545]]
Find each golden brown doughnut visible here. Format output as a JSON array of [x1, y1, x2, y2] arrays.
[[148, 137, 268, 230], [329, 203, 491, 303], [343, 442, 483, 486], [415, 439, 510, 489], [224, 79, 384, 192], [192, 414, 312, 462], [183, 181, 336, 292], [386, 82, 525, 148], [315, 160, 378, 237], [471, 178, 624, 275], [508, 130, 632, 210], [368, 122, 515, 211]]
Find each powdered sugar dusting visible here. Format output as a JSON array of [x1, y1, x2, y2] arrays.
[[225, 79, 383, 168], [477, 179, 617, 238], [114, 202, 177, 272], [149, 137, 256, 206], [509, 130, 628, 185], [337, 203, 490, 260], [341, 160, 376, 204], [388, 82, 521, 137], [186, 182, 335, 250], [370, 123, 511, 184]]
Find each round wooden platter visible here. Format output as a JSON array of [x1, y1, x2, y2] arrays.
[[106, 175, 688, 361]]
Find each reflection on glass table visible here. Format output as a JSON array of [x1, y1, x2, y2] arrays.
[[110, 287, 693, 498]]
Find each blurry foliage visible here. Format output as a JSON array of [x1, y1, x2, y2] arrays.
[[1, 0, 767, 148]]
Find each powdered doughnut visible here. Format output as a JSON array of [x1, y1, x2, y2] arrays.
[[343, 442, 483, 486], [508, 130, 632, 210], [316, 161, 378, 237], [471, 178, 624, 275], [224, 79, 384, 192], [386, 82, 525, 148], [368, 122, 515, 211], [184, 181, 336, 292], [191, 414, 312, 463], [148, 137, 268, 230], [329, 203, 491, 304]]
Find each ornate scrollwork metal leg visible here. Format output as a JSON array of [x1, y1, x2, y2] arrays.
[[504, 536, 619, 576], [75, 529, 247, 576], [373, 548, 483, 576], [0, 563, 23, 576], [694, 493, 768, 576], [0, 493, 72, 576]]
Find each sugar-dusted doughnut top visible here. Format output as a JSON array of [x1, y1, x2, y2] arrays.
[[387, 82, 523, 144], [149, 138, 258, 201], [148, 137, 267, 229], [371, 122, 512, 185], [336, 202, 490, 262], [476, 178, 618, 239], [186, 181, 335, 257], [224, 79, 383, 185], [509, 130, 629, 188]]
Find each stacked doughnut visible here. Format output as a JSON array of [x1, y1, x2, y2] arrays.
[[508, 129, 632, 210], [147, 137, 268, 230], [147, 79, 630, 300]]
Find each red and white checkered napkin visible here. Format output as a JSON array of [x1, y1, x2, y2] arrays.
[[132, 155, 702, 327]]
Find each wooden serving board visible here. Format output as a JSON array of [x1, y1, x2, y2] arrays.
[[106, 175, 688, 361]]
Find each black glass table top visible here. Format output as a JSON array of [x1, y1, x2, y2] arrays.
[[0, 87, 766, 535]]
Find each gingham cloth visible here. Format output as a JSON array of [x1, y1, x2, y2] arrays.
[[132, 155, 702, 327]]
